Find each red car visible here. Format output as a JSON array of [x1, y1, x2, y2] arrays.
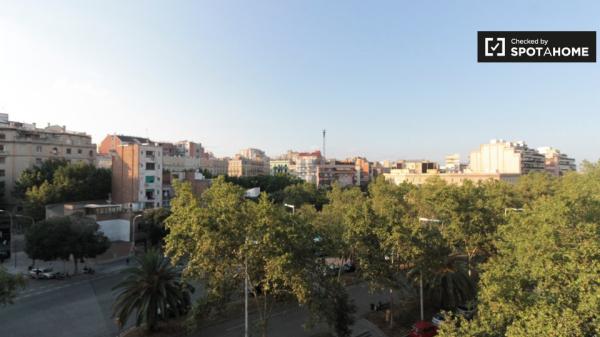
[[408, 320, 438, 337]]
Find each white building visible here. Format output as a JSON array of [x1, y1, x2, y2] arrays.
[[537, 146, 576, 176], [468, 139, 545, 175]]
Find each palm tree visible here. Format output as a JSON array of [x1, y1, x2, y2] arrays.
[[427, 257, 475, 309], [113, 249, 193, 331]]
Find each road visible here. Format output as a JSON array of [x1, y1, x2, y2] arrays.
[[1, 263, 391, 337], [0, 262, 125, 337]]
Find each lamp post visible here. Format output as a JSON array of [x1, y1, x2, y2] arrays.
[[0, 210, 16, 268], [417, 216, 442, 321], [245, 255, 249, 337], [284, 203, 295, 215], [131, 214, 143, 255]]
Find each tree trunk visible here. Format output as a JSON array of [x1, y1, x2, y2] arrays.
[[389, 287, 394, 328]]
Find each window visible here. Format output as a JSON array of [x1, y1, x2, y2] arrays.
[[0, 157, 5, 164], [77, 149, 82, 154], [145, 176, 155, 183], [145, 162, 155, 170], [0, 134, 5, 140], [36, 145, 42, 153], [66, 148, 72, 154], [0, 170, 5, 177], [0, 145, 4, 152], [89, 150, 93, 157], [145, 189, 155, 200], [52, 147, 58, 155], [35, 158, 42, 165]]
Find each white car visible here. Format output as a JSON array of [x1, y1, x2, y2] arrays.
[[431, 312, 446, 327], [457, 304, 476, 319], [29, 268, 53, 279]]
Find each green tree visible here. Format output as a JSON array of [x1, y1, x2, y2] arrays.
[[15, 160, 111, 220], [13, 159, 68, 199], [514, 171, 556, 206], [281, 182, 328, 210], [439, 165, 600, 337], [25, 215, 110, 273], [164, 178, 354, 337], [113, 249, 193, 332], [0, 267, 25, 306], [139, 208, 171, 247]]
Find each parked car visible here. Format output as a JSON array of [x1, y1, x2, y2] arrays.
[[29, 268, 53, 279], [40, 269, 57, 279], [408, 320, 437, 337], [457, 304, 476, 319], [342, 261, 356, 273], [431, 312, 446, 327]]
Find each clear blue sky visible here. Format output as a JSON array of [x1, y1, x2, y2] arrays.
[[0, 1, 598, 162]]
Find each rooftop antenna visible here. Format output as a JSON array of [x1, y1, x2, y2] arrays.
[[322, 129, 326, 159]]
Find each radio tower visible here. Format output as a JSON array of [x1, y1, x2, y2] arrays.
[[322, 129, 326, 159]]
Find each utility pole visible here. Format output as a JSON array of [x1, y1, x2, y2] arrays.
[[245, 255, 249, 337], [322, 129, 326, 159]]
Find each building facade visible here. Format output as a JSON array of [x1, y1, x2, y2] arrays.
[[270, 159, 294, 175], [537, 146, 576, 176], [227, 155, 269, 177], [199, 157, 229, 176], [111, 142, 163, 210], [469, 139, 545, 175], [0, 114, 96, 202], [316, 160, 356, 188], [384, 170, 520, 186]]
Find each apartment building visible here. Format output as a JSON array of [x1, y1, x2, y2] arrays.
[[537, 146, 576, 176], [227, 155, 269, 177], [294, 151, 323, 184], [238, 148, 268, 161], [199, 157, 229, 176], [353, 157, 372, 187], [99, 135, 152, 155], [0, 114, 96, 202], [469, 139, 545, 174], [442, 154, 466, 173], [111, 142, 163, 210], [227, 148, 270, 177], [270, 159, 294, 175], [174, 140, 207, 159], [316, 160, 356, 188], [384, 170, 520, 186]]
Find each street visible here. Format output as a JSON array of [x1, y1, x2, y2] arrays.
[[1, 261, 391, 337], [0, 262, 125, 337]]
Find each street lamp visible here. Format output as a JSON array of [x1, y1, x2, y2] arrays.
[[504, 208, 524, 216], [0, 210, 16, 268], [417, 216, 442, 321], [244, 238, 259, 337], [284, 203, 295, 215], [131, 214, 143, 255]]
